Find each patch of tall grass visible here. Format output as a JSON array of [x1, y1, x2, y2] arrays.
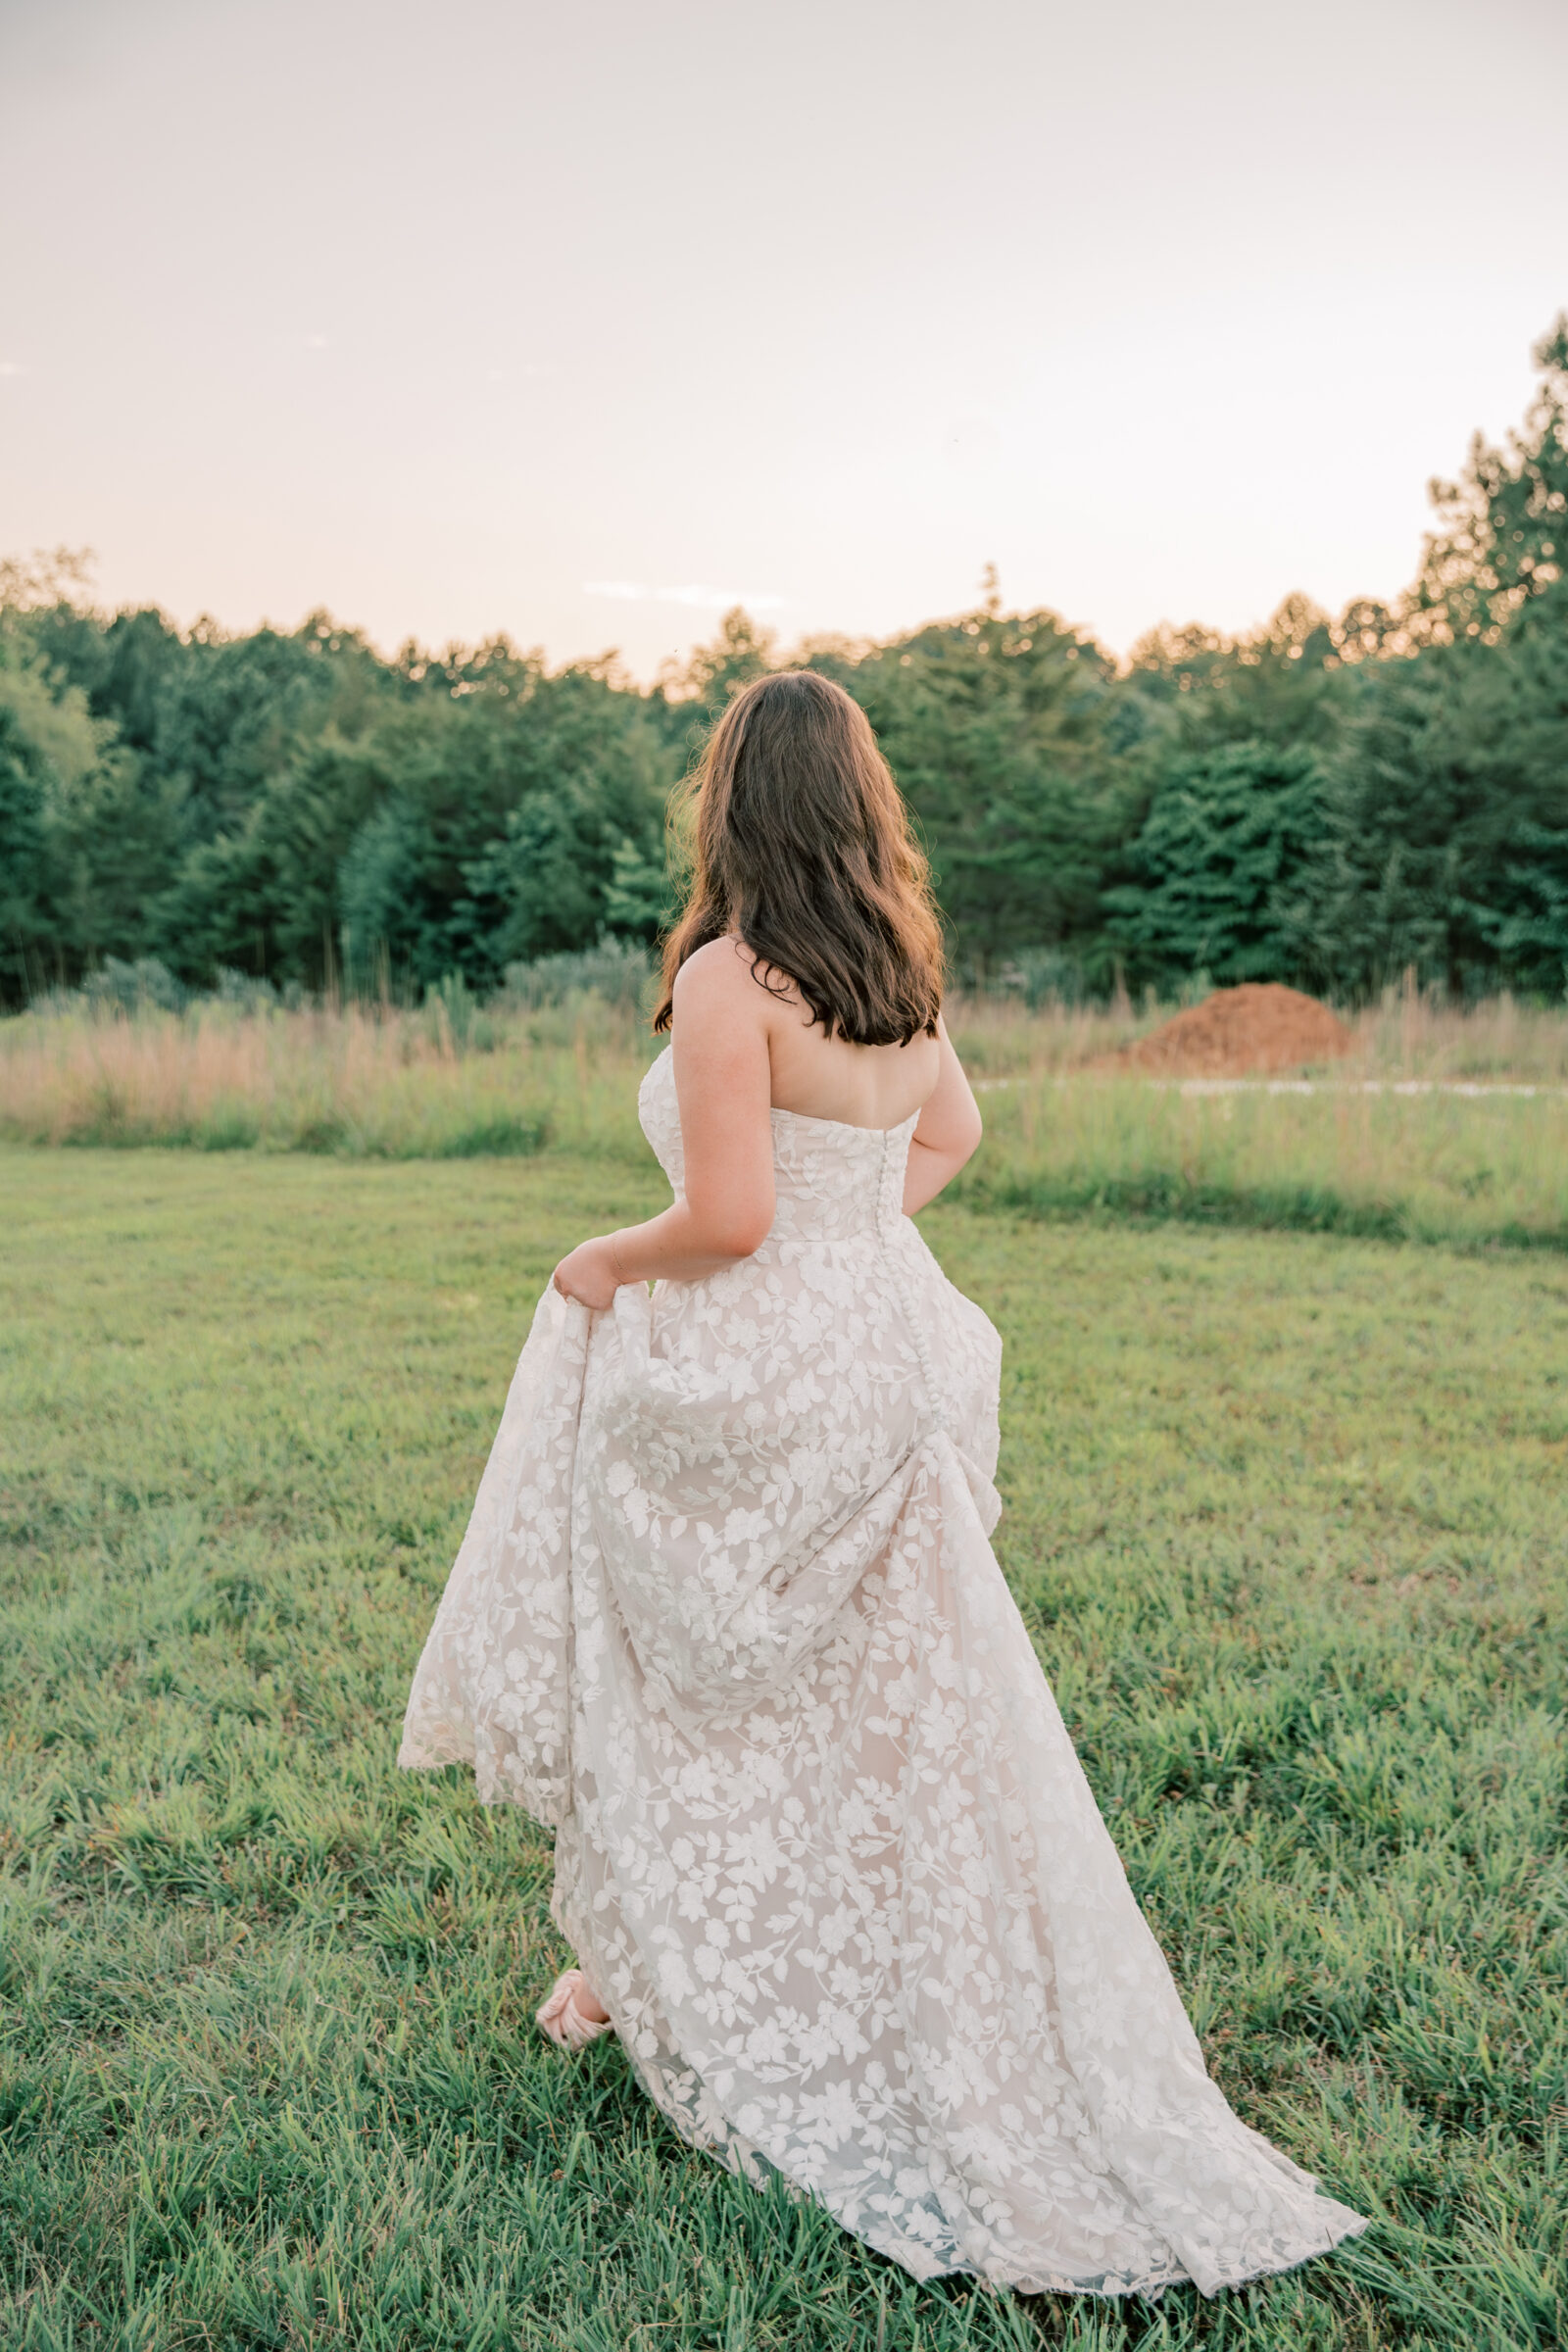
[[0, 997, 656, 1160], [945, 980, 1568, 1084], [3, 980, 1566, 1246], [959, 1074, 1568, 1250]]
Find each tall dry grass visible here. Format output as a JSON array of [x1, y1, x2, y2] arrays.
[[2, 985, 1565, 1247], [945, 980, 1568, 1084], [0, 997, 654, 1159], [936, 985, 1568, 1246], [956, 1072, 1568, 1247]]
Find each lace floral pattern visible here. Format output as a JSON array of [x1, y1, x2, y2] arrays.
[[401, 1050, 1366, 2296]]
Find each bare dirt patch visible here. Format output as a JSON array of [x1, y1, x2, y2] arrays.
[[1105, 984, 1356, 1078]]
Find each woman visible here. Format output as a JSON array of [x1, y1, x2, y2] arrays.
[[400, 670, 1365, 2298]]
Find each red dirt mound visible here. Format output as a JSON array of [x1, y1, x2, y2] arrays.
[[1106, 983, 1356, 1078]]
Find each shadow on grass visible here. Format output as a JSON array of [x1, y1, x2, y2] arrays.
[[966, 1171, 1568, 1254]]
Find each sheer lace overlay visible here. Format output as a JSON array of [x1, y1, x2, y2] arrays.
[[400, 1049, 1365, 2296]]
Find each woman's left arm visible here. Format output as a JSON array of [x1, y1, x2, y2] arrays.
[[552, 942, 776, 1308], [902, 1019, 983, 1215]]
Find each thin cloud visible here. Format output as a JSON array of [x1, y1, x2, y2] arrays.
[[584, 580, 787, 612], [0, 363, 24, 377]]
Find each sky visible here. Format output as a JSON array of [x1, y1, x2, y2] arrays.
[[2, 0, 1565, 678]]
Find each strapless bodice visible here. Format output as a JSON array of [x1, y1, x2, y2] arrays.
[[637, 1046, 916, 1243]]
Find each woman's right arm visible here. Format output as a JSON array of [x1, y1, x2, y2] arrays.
[[903, 1018, 983, 1215], [552, 942, 776, 1306]]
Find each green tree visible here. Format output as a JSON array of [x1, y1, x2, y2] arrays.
[[1102, 741, 1327, 987], [468, 671, 677, 970], [602, 834, 674, 940], [1305, 592, 1568, 996], [159, 733, 385, 987], [1115, 596, 1353, 758], [0, 622, 168, 995], [823, 601, 1119, 972], [660, 607, 776, 722], [1413, 313, 1568, 644], [319, 655, 678, 990], [0, 706, 58, 1000]]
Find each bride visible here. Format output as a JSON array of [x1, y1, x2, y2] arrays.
[[399, 669, 1366, 2298]]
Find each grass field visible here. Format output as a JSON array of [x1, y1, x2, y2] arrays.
[[2, 1148, 1564, 2349]]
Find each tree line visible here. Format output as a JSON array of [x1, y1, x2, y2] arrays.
[[3, 319, 1565, 1011]]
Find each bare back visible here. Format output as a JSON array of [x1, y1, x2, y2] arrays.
[[661, 936, 982, 1248], [758, 963, 943, 1129]]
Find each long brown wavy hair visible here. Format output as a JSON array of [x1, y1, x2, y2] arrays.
[[653, 670, 944, 1045]]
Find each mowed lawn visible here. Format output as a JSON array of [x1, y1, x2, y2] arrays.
[[1, 1151, 1564, 2352]]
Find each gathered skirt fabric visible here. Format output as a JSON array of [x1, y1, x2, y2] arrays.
[[399, 1053, 1365, 2295]]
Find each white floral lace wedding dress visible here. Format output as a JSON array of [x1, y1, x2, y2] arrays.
[[400, 1048, 1365, 2297]]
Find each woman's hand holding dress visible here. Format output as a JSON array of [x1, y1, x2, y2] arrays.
[[551, 1234, 625, 1310]]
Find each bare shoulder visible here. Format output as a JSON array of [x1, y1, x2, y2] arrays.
[[671, 936, 771, 1022], [669, 938, 774, 1108]]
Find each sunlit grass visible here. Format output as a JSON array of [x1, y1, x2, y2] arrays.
[[4, 989, 1564, 1248], [945, 984, 1568, 1086], [1, 1150, 1563, 2347], [0, 996, 656, 1160], [958, 1074, 1568, 1249]]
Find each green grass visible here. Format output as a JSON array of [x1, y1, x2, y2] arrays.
[[956, 1076, 1568, 1252], [1, 1150, 1564, 2349]]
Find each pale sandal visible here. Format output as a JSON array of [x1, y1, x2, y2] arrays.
[[536, 1967, 614, 2050]]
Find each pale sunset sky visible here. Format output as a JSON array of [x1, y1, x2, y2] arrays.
[[3, 0, 1565, 676]]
